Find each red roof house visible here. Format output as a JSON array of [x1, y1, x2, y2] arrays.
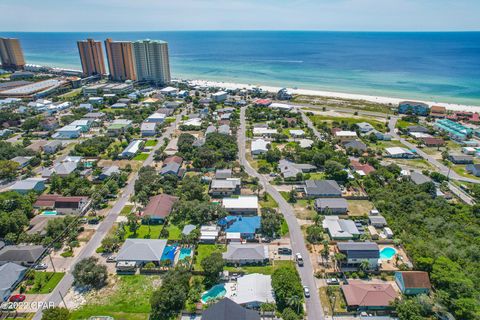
[[341, 280, 399, 310], [142, 194, 179, 222]]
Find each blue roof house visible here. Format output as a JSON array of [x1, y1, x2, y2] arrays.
[[219, 216, 261, 240]]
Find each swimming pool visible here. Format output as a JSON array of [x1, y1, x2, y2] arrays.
[[380, 247, 397, 260], [42, 210, 58, 215], [161, 245, 177, 264], [178, 248, 192, 261], [201, 284, 226, 303]]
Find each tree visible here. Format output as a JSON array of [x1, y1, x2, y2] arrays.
[[288, 189, 297, 203], [260, 208, 282, 237], [41, 307, 70, 320], [282, 307, 300, 320], [271, 265, 304, 313], [306, 225, 323, 244], [72, 257, 108, 289], [201, 252, 224, 286], [0, 160, 18, 180], [395, 298, 423, 320], [150, 268, 190, 320], [127, 213, 140, 236]]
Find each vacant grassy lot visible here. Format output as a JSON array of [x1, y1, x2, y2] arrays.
[[293, 95, 394, 114], [166, 224, 182, 240], [347, 200, 374, 216], [225, 260, 295, 275], [194, 244, 226, 271], [144, 139, 158, 147], [319, 285, 348, 316], [259, 193, 279, 209], [126, 224, 162, 239], [133, 152, 150, 161], [69, 275, 160, 320], [25, 272, 65, 294], [309, 115, 387, 132], [120, 205, 134, 215]]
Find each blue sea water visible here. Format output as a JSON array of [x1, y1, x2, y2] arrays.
[[2, 31, 480, 105]]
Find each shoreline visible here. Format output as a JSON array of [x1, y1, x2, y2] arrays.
[[185, 79, 480, 112]]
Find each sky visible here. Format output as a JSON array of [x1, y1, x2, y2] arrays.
[[1, 0, 479, 32]]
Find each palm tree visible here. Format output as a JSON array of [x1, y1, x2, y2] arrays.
[[313, 213, 322, 226], [359, 260, 370, 272], [334, 253, 346, 271], [287, 295, 302, 313]]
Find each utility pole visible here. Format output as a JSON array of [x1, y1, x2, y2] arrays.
[[48, 253, 56, 273], [58, 290, 67, 308]]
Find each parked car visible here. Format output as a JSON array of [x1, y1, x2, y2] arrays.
[[326, 278, 340, 285], [9, 294, 26, 302], [106, 255, 117, 263], [295, 253, 304, 266], [303, 286, 310, 298], [88, 218, 99, 225], [33, 263, 48, 270], [278, 247, 292, 255]]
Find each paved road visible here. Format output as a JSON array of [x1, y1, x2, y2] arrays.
[[238, 107, 325, 320], [32, 113, 182, 320], [299, 108, 325, 141], [388, 117, 480, 184]]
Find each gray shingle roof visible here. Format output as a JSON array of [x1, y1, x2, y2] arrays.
[[223, 244, 268, 261], [315, 198, 348, 209], [116, 239, 167, 262], [202, 298, 260, 320], [305, 180, 341, 197], [0, 245, 45, 264]]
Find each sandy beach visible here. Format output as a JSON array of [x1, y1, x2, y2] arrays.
[[185, 79, 480, 113]]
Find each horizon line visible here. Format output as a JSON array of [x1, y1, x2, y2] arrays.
[[1, 29, 480, 33]]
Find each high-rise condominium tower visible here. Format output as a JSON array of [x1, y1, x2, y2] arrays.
[[77, 38, 106, 76], [104, 38, 136, 81], [132, 39, 171, 85], [0, 38, 25, 70]]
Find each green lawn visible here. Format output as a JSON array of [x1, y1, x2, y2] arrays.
[[259, 193, 278, 209], [133, 152, 150, 161], [395, 119, 416, 129], [309, 115, 387, 132], [25, 272, 65, 294], [69, 275, 159, 320], [307, 172, 325, 180], [194, 244, 226, 271], [280, 219, 289, 236], [166, 224, 182, 240], [120, 205, 134, 215], [126, 224, 163, 239], [224, 260, 295, 275], [144, 140, 158, 147]]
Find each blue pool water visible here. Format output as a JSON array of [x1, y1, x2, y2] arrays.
[[161, 245, 177, 263], [380, 247, 397, 260], [178, 248, 192, 261], [201, 284, 226, 303], [42, 210, 58, 215]]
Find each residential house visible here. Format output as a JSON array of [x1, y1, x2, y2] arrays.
[[11, 156, 32, 169], [116, 239, 167, 267], [142, 194, 179, 223], [215, 168, 232, 179], [462, 146, 477, 155], [252, 127, 277, 137], [223, 244, 269, 265], [145, 113, 166, 123], [106, 119, 132, 136], [278, 159, 316, 179], [298, 138, 314, 148], [448, 154, 474, 164], [52, 125, 81, 139], [220, 216, 261, 240], [0, 245, 44, 266], [218, 124, 231, 135], [435, 119, 472, 141], [212, 91, 228, 102], [159, 86, 178, 96], [304, 180, 342, 198], [251, 139, 269, 155], [0, 262, 27, 301], [223, 196, 258, 215], [409, 171, 432, 185], [430, 106, 446, 118], [466, 164, 480, 177], [350, 160, 375, 176], [323, 216, 360, 240], [183, 118, 202, 128], [42, 140, 62, 154], [369, 215, 387, 228], [199, 225, 220, 243], [343, 140, 367, 152], [270, 102, 293, 111], [335, 131, 358, 142], [341, 280, 399, 311], [41, 161, 77, 179], [336, 242, 380, 270], [289, 129, 305, 138], [201, 298, 260, 320], [34, 194, 90, 214], [356, 122, 374, 133], [97, 165, 120, 181], [160, 156, 183, 176], [119, 140, 143, 158], [111, 103, 127, 109], [395, 271, 431, 295], [141, 122, 157, 136], [69, 119, 92, 132], [230, 273, 274, 308], [210, 179, 241, 196], [315, 198, 348, 214], [421, 137, 445, 147], [10, 178, 46, 194], [398, 101, 429, 116], [385, 147, 415, 159]]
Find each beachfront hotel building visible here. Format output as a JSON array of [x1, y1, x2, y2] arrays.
[[104, 38, 136, 81], [0, 38, 25, 70], [132, 39, 171, 85], [77, 38, 106, 76]]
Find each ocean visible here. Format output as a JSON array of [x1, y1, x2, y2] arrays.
[[2, 31, 480, 105]]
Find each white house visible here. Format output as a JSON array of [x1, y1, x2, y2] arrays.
[[251, 139, 269, 155], [253, 127, 277, 137], [159, 86, 178, 97], [141, 122, 157, 136], [212, 91, 228, 102], [229, 273, 275, 308], [385, 147, 415, 159], [146, 113, 166, 123], [335, 131, 358, 142], [52, 125, 81, 139], [222, 196, 258, 215], [119, 140, 143, 158]]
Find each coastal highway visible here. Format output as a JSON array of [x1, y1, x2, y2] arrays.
[[387, 117, 480, 184], [238, 107, 325, 320], [32, 112, 183, 320]]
